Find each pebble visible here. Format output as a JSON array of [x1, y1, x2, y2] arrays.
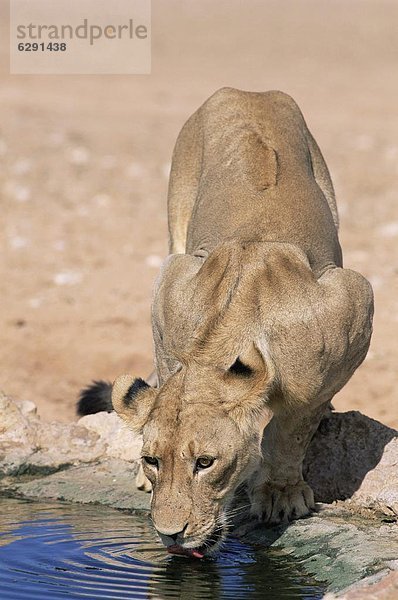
[[92, 193, 111, 207], [53, 271, 83, 286], [68, 147, 90, 166], [48, 131, 65, 147], [5, 182, 31, 202], [384, 146, 398, 161], [125, 162, 145, 178], [145, 255, 163, 268], [53, 240, 66, 252], [354, 134, 374, 151], [377, 222, 398, 239], [9, 236, 28, 249], [28, 298, 42, 308], [12, 159, 33, 175]]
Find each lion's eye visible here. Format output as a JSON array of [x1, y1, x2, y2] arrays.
[[143, 456, 159, 468], [196, 456, 214, 470]]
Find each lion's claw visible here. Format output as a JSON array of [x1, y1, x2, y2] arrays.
[[249, 481, 314, 524]]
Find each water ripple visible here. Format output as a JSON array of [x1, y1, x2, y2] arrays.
[[0, 499, 325, 600]]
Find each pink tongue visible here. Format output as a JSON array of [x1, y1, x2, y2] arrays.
[[167, 544, 204, 559]]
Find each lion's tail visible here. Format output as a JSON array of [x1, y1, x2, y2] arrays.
[[77, 380, 113, 416]]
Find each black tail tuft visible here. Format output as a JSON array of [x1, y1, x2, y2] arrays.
[[77, 380, 113, 416]]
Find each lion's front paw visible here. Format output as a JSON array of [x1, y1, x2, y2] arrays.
[[135, 463, 152, 493], [249, 481, 314, 524]]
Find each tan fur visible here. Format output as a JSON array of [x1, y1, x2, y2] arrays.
[[113, 88, 373, 554]]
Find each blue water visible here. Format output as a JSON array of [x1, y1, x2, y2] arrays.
[[0, 499, 325, 600]]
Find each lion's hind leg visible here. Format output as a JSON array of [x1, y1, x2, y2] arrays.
[[167, 111, 203, 254]]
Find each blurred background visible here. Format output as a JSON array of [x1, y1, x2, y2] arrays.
[[1, 0, 397, 426]]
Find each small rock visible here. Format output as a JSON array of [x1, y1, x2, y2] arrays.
[[354, 134, 374, 151], [0, 391, 38, 443], [15, 400, 37, 416], [377, 222, 398, 239], [92, 193, 111, 207], [68, 147, 90, 166], [28, 297, 42, 308], [9, 236, 28, 250], [53, 240, 66, 252], [31, 422, 106, 470], [53, 271, 83, 286], [15, 187, 31, 202], [78, 412, 142, 462], [12, 158, 33, 175], [145, 255, 163, 268], [384, 146, 398, 161], [48, 131, 65, 147], [125, 162, 145, 178], [5, 183, 31, 202], [0, 391, 39, 476], [0, 395, 105, 477], [350, 438, 398, 516]]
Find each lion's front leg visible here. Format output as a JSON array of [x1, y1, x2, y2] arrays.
[[248, 400, 329, 524]]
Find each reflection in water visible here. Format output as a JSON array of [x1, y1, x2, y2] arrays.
[[0, 499, 325, 599]]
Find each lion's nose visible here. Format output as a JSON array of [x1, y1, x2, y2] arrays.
[[156, 524, 188, 541]]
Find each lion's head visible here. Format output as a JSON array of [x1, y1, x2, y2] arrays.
[[112, 347, 272, 557]]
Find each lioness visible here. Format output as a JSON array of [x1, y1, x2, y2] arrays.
[[78, 88, 373, 557]]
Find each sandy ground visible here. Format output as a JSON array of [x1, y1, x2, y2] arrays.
[[1, 0, 397, 427]]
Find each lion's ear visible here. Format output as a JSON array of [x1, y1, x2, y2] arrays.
[[229, 343, 268, 377], [112, 374, 156, 433], [223, 343, 274, 433]]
